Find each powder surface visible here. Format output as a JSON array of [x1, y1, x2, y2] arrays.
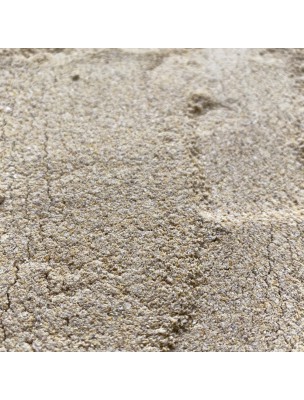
[[1, 48, 304, 351]]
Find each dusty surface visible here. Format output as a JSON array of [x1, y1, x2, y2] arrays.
[[1, 48, 304, 351]]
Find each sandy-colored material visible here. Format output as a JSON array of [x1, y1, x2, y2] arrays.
[[1, 48, 304, 351]]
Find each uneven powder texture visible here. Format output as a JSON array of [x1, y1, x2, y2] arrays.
[[1, 48, 304, 351]]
